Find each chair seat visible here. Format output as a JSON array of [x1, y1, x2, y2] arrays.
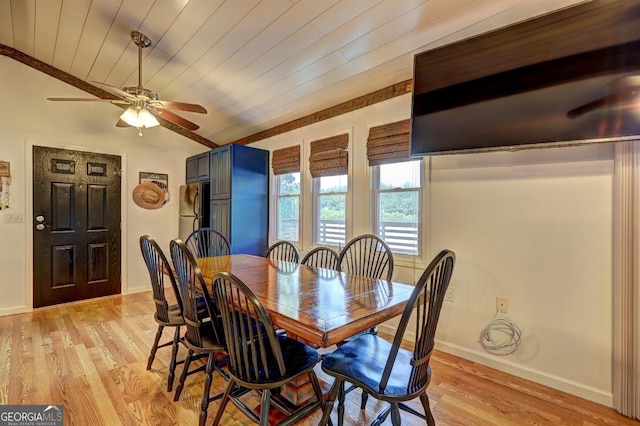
[[232, 334, 319, 386], [157, 296, 209, 325], [184, 321, 225, 352], [156, 303, 185, 326], [321, 333, 416, 399]]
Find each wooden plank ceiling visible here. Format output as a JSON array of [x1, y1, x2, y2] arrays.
[[0, 0, 587, 147]]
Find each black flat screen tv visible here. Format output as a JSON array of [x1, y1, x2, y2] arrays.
[[410, 41, 640, 155], [409, 0, 640, 155]]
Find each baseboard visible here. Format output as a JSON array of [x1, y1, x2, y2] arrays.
[[124, 285, 149, 295], [0, 305, 29, 317], [434, 340, 613, 407]]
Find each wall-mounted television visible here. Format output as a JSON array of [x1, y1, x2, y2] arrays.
[[410, 0, 640, 155]]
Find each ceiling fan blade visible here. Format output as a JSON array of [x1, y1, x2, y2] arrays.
[[115, 119, 131, 127], [151, 100, 207, 114], [92, 81, 135, 100], [567, 87, 640, 118], [47, 97, 130, 104], [152, 109, 200, 130]]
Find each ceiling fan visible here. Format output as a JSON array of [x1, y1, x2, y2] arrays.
[[47, 31, 207, 136]]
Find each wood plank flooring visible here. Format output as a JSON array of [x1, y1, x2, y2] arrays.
[[0, 292, 637, 426]]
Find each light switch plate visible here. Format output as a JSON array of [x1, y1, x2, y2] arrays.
[[4, 213, 24, 223]]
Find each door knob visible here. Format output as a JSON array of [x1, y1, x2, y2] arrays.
[[35, 223, 45, 231]]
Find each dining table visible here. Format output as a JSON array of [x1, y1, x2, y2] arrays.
[[196, 254, 416, 349], [195, 254, 417, 409]]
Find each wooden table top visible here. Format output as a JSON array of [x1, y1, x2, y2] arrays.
[[196, 254, 415, 348]]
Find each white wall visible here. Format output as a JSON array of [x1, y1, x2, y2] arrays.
[[0, 56, 207, 315], [251, 94, 615, 406]]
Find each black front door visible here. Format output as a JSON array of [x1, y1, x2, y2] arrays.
[[33, 146, 121, 308]]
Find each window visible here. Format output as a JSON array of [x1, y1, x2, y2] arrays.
[[276, 172, 300, 241], [374, 160, 421, 255], [315, 174, 347, 246]]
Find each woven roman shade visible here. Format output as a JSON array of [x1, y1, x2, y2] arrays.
[[366, 119, 411, 166], [309, 133, 349, 178], [271, 145, 300, 175]]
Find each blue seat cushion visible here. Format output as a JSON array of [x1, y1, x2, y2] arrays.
[[321, 333, 415, 398], [230, 334, 319, 385]]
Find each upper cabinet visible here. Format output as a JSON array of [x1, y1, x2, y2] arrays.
[[185, 152, 210, 183], [210, 145, 231, 199]]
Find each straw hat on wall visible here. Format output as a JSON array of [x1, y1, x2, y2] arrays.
[[132, 182, 165, 209]]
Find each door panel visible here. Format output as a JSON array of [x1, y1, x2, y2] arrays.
[[211, 199, 230, 242], [210, 146, 231, 200], [51, 245, 75, 288], [87, 184, 107, 230], [33, 146, 121, 308], [210, 149, 220, 198], [218, 146, 231, 199], [52, 182, 75, 230], [87, 243, 108, 283], [196, 153, 209, 181]]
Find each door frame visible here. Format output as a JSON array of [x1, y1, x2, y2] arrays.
[[25, 139, 128, 311]]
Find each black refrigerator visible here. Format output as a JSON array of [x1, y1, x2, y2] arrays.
[[178, 182, 210, 242]]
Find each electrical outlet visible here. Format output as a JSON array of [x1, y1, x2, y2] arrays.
[[496, 297, 508, 313], [445, 287, 455, 303]]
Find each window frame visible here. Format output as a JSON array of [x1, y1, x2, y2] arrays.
[[372, 160, 423, 257], [313, 174, 348, 248], [274, 172, 301, 243]]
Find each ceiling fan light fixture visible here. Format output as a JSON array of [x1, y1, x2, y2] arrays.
[[138, 108, 160, 128], [120, 107, 159, 129]]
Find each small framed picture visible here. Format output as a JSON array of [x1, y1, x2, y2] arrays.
[[0, 161, 9, 177], [139, 172, 168, 186], [139, 172, 169, 204]]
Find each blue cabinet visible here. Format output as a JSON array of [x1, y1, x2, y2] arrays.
[[210, 145, 231, 199], [209, 144, 269, 256], [185, 152, 210, 183]]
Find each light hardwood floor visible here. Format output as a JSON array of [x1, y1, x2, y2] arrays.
[[0, 292, 637, 426]]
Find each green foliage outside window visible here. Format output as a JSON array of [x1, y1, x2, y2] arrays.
[[279, 173, 300, 195], [379, 185, 418, 223], [319, 194, 346, 220]]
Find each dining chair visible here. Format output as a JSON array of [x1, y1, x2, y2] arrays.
[[318, 249, 456, 426], [169, 239, 229, 426], [337, 234, 395, 406], [337, 234, 394, 281], [139, 235, 185, 393], [265, 240, 300, 263], [301, 246, 339, 269], [185, 227, 231, 258], [210, 271, 325, 426]]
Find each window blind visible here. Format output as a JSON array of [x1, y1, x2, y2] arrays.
[[309, 133, 349, 178], [271, 145, 300, 175], [366, 119, 411, 166]]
